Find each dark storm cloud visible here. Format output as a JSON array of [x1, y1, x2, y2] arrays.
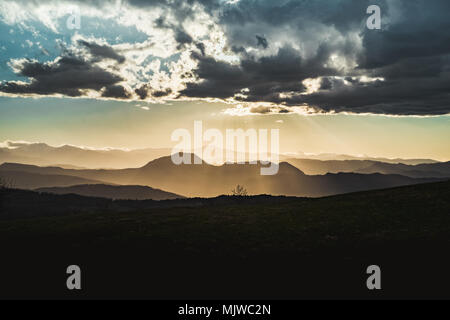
[[174, 28, 193, 46], [180, 52, 245, 99], [195, 42, 206, 56], [319, 77, 333, 90], [358, 1, 450, 69], [181, 45, 333, 102], [78, 40, 125, 63], [152, 88, 172, 97], [102, 85, 131, 99], [178, 0, 450, 115], [0, 55, 124, 97], [134, 84, 172, 99], [255, 35, 268, 49], [135, 84, 150, 100], [217, 0, 378, 46], [174, 28, 195, 50], [281, 73, 450, 116], [2, 0, 450, 115]]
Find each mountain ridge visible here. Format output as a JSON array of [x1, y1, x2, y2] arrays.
[[1, 157, 443, 198], [36, 184, 184, 200], [1, 141, 442, 169]]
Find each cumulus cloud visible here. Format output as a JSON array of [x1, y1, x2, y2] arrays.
[[0, 55, 124, 97], [0, 35, 138, 98], [78, 40, 126, 63], [102, 84, 131, 99], [0, 0, 449, 115]]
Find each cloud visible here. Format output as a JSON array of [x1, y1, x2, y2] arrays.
[[0, 55, 124, 97], [134, 84, 150, 100], [0, 0, 449, 115], [250, 105, 272, 114], [152, 88, 172, 97], [180, 45, 332, 102], [182, 0, 450, 116], [78, 40, 126, 63], [255, 35, 268, 49], [102, 85, 131, 99]]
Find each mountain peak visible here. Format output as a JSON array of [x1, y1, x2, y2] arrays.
[[142, 153, 204, 168], [0, 162, 36, 169]]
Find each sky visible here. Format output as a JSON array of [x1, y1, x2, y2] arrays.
[[0, 0, 449, 160]]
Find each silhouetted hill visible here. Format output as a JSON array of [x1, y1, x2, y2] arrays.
[[139, 157, 437, 197], [287, 152, 439, 164], [286, 158, 450, 178], [408, 161, 450, 175], [1, 141, 441, 169], [0, 156, 443, 197], [1, 180, 450, 298], [355, 161, 450, 178], [36, 184, 183, 200], [0, 170, 105, 189], [286, 158, 376, 175], [1, 179, 448, 220], [0, 142, 171, 168]]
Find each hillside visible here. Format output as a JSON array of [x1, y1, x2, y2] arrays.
[[286, 158, 450, 177], [0, 170, 106, 189], [36, 184, 183, 201], [355, 161, 450, 178], [285, 158, 376, 175], [0, 180, 449, 298], [0, 156, 443, 197]]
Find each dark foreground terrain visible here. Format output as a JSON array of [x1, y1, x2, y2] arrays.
[[0, 180, 449, 299]]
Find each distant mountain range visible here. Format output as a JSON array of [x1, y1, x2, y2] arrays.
[[285, 158, 450, 178], [285, 151, 439, 165], [0, 142, 171, 169], [36, 184, 183, 201], [0, 170, 104, 189], [0, 141, 441, 170], [1, 154, 446, 198]]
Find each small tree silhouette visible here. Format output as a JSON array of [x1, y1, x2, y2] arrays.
[[231, 184, 248, 196]]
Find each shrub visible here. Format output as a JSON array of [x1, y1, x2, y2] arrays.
[[231, 184, 248, 196]]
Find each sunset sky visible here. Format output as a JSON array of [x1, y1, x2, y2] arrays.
[[0, 0, 449, 160]]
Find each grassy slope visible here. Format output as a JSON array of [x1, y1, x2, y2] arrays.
[[0, 180, 449, 299]]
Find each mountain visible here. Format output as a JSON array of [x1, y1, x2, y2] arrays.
[[285, 158, 376, 175], [36, 184, 183, 200], [0, 155, 443, 197], [51, 164, 88, 169], [1, 141, 441, 169], [0, 142, 171, 169], [0, 170, 105, 189], [286, 158, 450, 178], [354, 161, 450, 178], [128, 156, 441, 197], [287, 151, 439, 165]]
